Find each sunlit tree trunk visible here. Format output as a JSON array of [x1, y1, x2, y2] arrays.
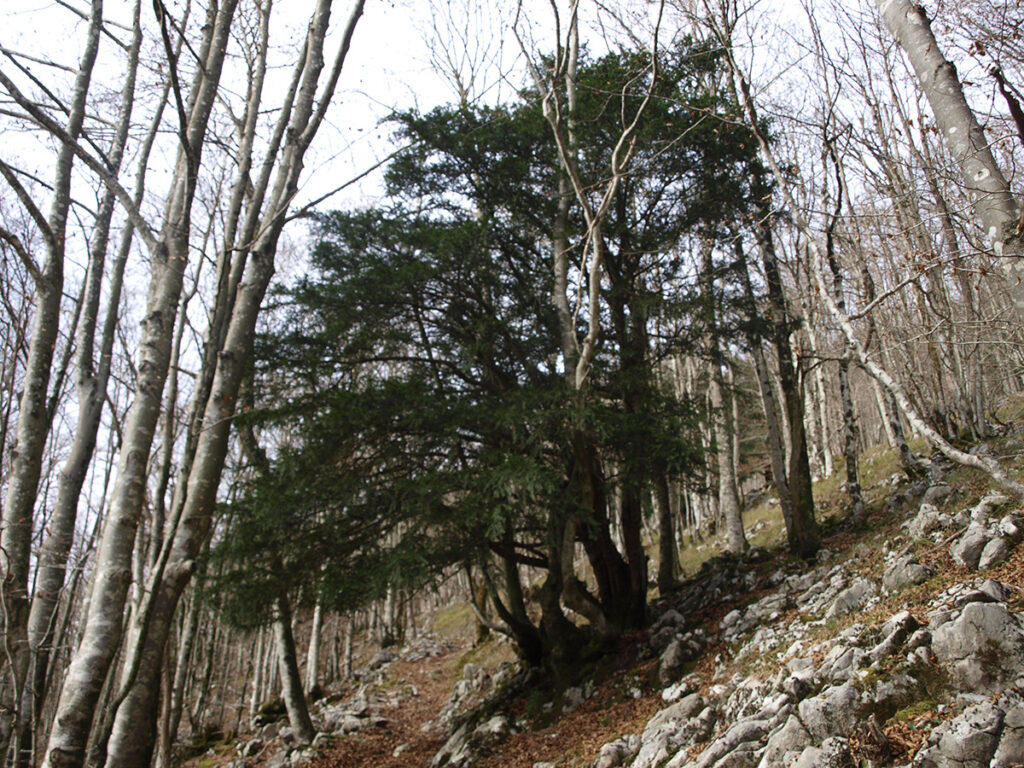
[[876, 0, 1024, 313]]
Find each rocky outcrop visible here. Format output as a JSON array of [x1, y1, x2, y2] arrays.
[[588, 480, 1024, 768]]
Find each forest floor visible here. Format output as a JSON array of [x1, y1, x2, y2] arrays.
[[303, 650, 459, 768], [194, 397, 1024, 768]]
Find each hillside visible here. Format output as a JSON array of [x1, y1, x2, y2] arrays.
[[194, 426, 1024, 768]]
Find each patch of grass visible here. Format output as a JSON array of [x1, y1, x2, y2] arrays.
[[744, 501, 785, 550], [994, 392, 1024, 425], [432, 600, 475, 639], [448, 635, 518, 679]]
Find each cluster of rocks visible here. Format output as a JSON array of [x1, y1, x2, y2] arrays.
[[590, 572, 1024, 768], [422, 476, 1024, 768], [902, 489, 1024, 571], [430, 660, 535, 768], [227, 635, 455, 767], [578, 479, 1024, 768]]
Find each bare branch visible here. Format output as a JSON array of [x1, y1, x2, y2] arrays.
[[0, 68, 158, 252], [0, 226, 42, 285], [0, 159, 55, 248]]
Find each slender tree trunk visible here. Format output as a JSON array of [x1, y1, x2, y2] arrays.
[[736, 242, 796, 541], [102, 7, 365, 765], [876, 0, 1024, 312], [306, 603, 323, 694], [700, 239, 747, 554], [0, 5, 103, 759], [654, 472, 678, 594], [734, 63, 1024, 502], [41, 6, 240, 765], [342, 622, 354, 680]]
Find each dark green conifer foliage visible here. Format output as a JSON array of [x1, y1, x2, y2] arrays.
[[216, 40, 773, 671]]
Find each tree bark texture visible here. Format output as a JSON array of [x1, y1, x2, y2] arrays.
[[876, 0, 1024, 313]]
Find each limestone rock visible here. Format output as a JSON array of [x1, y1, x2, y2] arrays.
[[950, 524, 991, 570], [593, 735, 641, 768], [825, 578, 877, 620], [757, 714, 812, 768], [659, 632, 708, 686], [882, 556, 935, 593], [977, 536, 1012, 570], [915, 700, 1004, 768], [632, 705, 716, 768], [971, 491, 1010, 522], [931, 602, 1024, 693], [998, 513, 1024, 543], [906, 503, 948, 539], [992, 691, 1024, 768], [798, 683, 862, 741], [922, 483, 952, 505]]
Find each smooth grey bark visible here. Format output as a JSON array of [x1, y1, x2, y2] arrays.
[[0, 3, 104, 760], [342, 621, 354, 680], [733, 60, 1024, 503], [19, 11, 148, 764], [306, 602, 323, 693], [41, 5, 241, 766], [876, 0, 1024, 312], [701, 241, 747, 554], [102, 5, 365, 766], [804, 323, 834, 479], [156, 587, 199, 768], [272, 597, 315, 744]]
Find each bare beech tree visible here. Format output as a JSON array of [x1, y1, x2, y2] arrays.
[[876, 0, 1024, 315], [729, 50, 1024, 503], [103, 3, 366, 762], [40, 4, 244, 765], [0, 2, 104, 758]]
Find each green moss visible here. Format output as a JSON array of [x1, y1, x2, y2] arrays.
[[891, 699, 937, 723]]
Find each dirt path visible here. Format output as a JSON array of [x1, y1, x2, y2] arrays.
[[305, 649, 461, 768]]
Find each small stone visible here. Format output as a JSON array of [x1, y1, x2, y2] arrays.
[[999, 513, 1024, 543], [950, 524, 991, 569], [978, 537, 1012, 570], [923, 483, 953, 505], [980, 579, 1014, 603], [592, 734, 640, 768]]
